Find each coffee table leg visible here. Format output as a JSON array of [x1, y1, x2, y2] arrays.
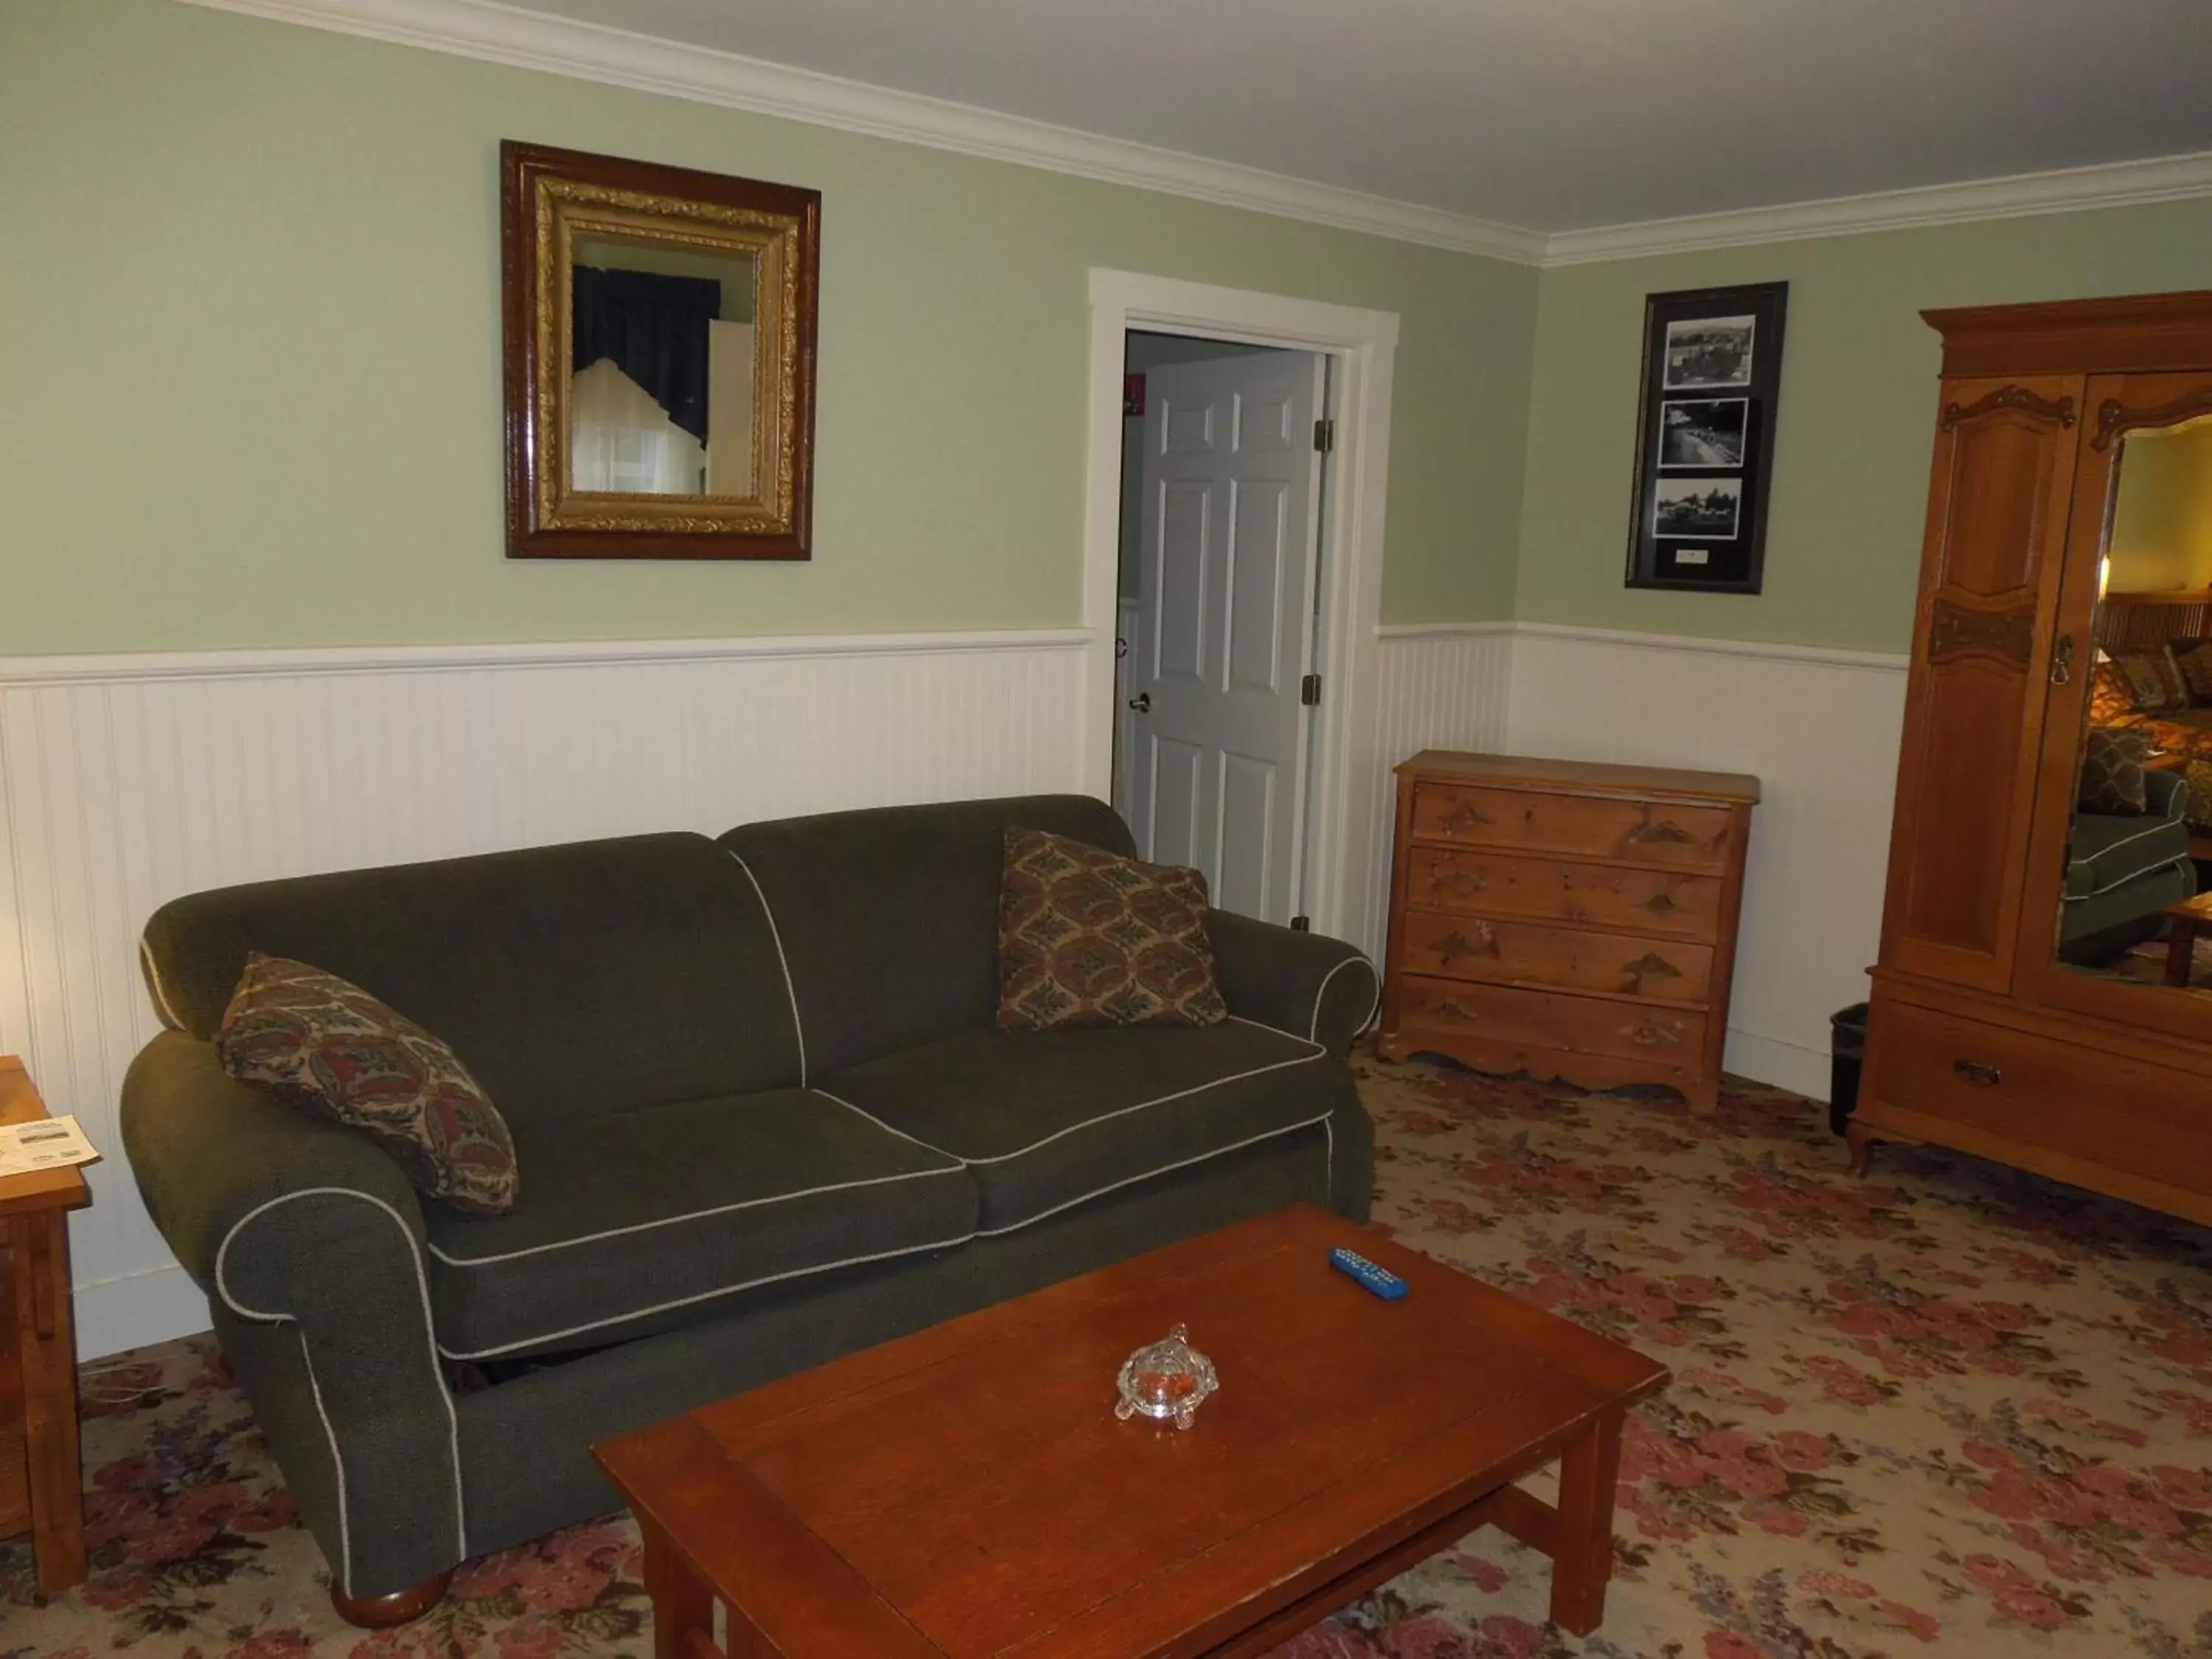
[[1550, 1409, 1625, 1635], [641, 1518, 715, 1659], [2166, 919, 2197, 987]]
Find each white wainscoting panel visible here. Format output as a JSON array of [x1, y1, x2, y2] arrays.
[[0, 631, 1089, 1357], [1366, 625, 1515, 961], [1506, 625, 1909, 1099], [4, 617, 1905, 1357]]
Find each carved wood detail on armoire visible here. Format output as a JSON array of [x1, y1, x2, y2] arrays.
[[1377, 750, 1759, 1110], [1855, 290, 2212, 1228]]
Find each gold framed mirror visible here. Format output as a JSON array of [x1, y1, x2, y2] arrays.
[[501, 142, 820, 560]]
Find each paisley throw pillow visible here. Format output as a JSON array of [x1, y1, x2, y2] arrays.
[[998, 828, 1227, 1029], [216, 953, 519, 1216], [2115, 650, 2188, 714]]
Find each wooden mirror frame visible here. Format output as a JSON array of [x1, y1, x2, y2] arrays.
[[501, 141, 821, 560]]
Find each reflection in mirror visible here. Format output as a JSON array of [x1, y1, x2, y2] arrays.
[[501, 141, 819, 560], [568, 237, 757, 498], [2058, 411, 2212, 992]]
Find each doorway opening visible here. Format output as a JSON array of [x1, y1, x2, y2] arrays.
[[1111, 330, 1332, 928], [1081, 271, 1399, 956]]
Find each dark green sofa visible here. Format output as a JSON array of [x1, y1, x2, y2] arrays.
[[2059, 768, 2197, 964], [119, 795, 1376, 1615]]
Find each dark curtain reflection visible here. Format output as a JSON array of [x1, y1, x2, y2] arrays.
[[571, 266, 720, 443]]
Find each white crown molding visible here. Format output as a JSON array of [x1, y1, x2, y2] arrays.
[[1543, 150, 2212, 266], [173, 0, 1550, 265], [0, 627, 1093, 686], [160, 0, 2212, 269]]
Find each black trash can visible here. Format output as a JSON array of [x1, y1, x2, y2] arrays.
[[1829, 1003, 1869, 1137]]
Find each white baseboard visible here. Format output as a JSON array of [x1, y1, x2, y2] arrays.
[[74, 1264, 211, 1361], [1724, 1027, 1834, 1104]]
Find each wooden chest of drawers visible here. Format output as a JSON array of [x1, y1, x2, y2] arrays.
[[1377, 751, 1760, 1108]]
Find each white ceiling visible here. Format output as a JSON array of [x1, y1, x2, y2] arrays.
[[490, 0, 2212, 233]]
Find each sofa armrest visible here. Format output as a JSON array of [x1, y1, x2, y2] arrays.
[[2148, 767, 2188, 821], [1206, 911, 1379, 1052], [121, 1032, 463, 1599], [123, 1032, 431, 1300]]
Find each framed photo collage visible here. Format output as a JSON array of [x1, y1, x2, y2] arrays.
[[1624, 282, 1789, 594]]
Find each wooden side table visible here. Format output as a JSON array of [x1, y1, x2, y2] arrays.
[[2161, 892, 2212, 987], [1, 1057, 89, 1596]]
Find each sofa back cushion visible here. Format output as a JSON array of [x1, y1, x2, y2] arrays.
[[718, 795, 1135, 1078], [140, 833, 801, 1131]]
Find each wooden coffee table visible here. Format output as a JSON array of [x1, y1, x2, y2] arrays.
[[596, 1204, 1667, 1657]]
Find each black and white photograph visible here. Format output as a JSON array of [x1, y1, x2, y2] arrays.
[[1658, 398, 1748, 468], [1626, 282, 1787, 593], [1654, 476, 1742, 538], [1662, 314, 1756, 389]]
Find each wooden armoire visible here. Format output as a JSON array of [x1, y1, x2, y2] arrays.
[[1855, 291, 2212, 1227]]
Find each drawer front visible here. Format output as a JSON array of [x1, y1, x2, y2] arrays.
[[1411, 783, 1735, 871], [1394, 975, 1707, 1068], [1397, 910, 1714, 1006], [1867, 1002, 2212, 1189], [1407, 846, 1723, 940]]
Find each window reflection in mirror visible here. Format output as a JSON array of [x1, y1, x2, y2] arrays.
[[568, 235, 758, 499], [2059, 411, 2212, 990]]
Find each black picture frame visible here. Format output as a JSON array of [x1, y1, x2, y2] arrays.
[[1624, 282, 1788, 594]]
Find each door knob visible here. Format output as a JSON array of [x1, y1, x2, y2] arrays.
[[1127, 692, 1152, 713]]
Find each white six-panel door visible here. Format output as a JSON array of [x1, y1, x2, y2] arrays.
[[1125, 350, 1326, 923]]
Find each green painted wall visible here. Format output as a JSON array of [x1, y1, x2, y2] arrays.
[[0, 0, 1536, 655], [1516, 204, 2212, 653]]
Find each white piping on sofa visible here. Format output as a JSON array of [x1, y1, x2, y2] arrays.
[[722, 847, 810, 1087], [810, 1022, 1327, 1169], [213, 1185, 465, 1587], [423, 1152, 969, 1268]]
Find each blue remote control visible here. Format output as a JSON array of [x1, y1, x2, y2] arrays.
[[1330, 1247, 1409, 1300]]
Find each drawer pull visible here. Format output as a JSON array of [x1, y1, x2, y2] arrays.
[[1623, 1018, 1687, 1048], [1430, 999, 1478, 1026], [1431, 869, 1486, 898], [1434, 924, 1498, 964], [1644, 891, 1680, 914], [1631, 816, 1697, 846], [1439, 802, 1495, 834], [1954, 1058, 2003, 1088], [1622, 951, 1683, 982]]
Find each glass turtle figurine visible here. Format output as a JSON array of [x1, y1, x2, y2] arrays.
[[1113, 1323, 1219, 1430]]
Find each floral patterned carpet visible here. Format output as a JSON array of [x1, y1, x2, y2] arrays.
[[6, 1052, 2211, 1658]]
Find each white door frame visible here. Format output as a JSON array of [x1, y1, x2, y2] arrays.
[[1082, 269, 1399, 951]]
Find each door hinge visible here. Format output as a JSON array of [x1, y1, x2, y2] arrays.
[[1290, 914, 1311, 932], [1300, 672, 1321, 706], [1313, 418, 1335, 453]]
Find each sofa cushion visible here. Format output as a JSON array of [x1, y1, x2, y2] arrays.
[[142, 833, 801, 1133], [216, 953, 519, 1217], [421, 1089, 975, 1359], [719, 796, 1137, 1079], [818, 1019, 1335, 1234], [998, 828, 1226, 1030]]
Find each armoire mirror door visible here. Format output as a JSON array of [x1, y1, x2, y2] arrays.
[[2018, 371, 2212, 1043]]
